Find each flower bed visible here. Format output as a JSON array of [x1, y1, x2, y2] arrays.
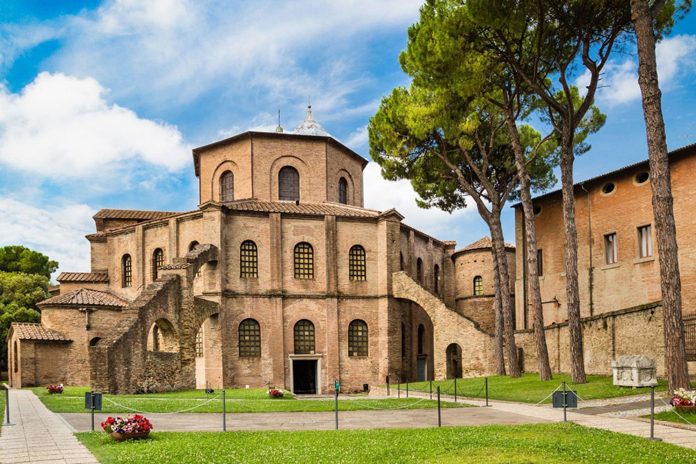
[[670, 388, 696, 413], [268, 388, 285, 399], [46, 384, 63, 394], [101, 415, 153, 441]]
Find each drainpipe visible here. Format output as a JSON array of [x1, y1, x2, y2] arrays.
[[580, 183, 594, 317]]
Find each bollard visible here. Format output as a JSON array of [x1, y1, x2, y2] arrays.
[[406, 381, 409, 398], [484, 377, 490, 407], [437, 386, 441, 427], [429, 380, 433, 400], [649, 384, 661, 441], [562, 381, 567, 423], [4, 386, 13, 426], [89, 391, 95, 432], [454, 378, 457, 403], [222, 390, 227, 432], [335, 388, 339, 430], [386, 375, 390, 396]]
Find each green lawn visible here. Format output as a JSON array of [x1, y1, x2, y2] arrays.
[[77, 423, 696, 464], [32, 386, 465, 414], [399, 373, 668, 404], [649, 409, 696, 426], [0, 387, 5, 429]]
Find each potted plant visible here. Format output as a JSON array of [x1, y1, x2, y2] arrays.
[[46, 384, 64, 394], [268, 388, 285, 399], [671, 388, 696, 413], [101, 415, 153, 441]]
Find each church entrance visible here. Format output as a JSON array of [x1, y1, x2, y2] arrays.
[[292, 359, 317, 394]]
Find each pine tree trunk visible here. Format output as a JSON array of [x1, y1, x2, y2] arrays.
[[491, 245, 507, 376], [560, 132, 586, 384], [490, 211, 521, 377], [631, 0, 690, 392], [505, 114, 552, 380]]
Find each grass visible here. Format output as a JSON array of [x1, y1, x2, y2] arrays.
[[32, 386, 466, 414], [648, 409, 696, 426], [0, 387, 5, 429], [76, 423, 696, 464], [398, 373, 668, 404]]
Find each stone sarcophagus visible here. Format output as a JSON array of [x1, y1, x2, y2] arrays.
[[611, 355, 657, 387]]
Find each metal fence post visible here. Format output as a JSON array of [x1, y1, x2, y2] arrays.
[[222, 390, 227, 432], [484, 377, 490, 407], [649, 384, 661, 441], [4, 386, 13, 426], [454, 378, 457, 403], [90, 391, 95, 432], [406, 381, 409, 398], [386, 375, 390, 396], [398, 378, 401, 399], [429, 380, 433, 400], [562, 381, 567, 423], [335, 387, 339, 430], [437, 386, 441, 427]]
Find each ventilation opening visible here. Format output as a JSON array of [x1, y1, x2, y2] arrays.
[[533, 205, 542, 216], [601, 182, 616, 195], [635, 172, 649, 184]]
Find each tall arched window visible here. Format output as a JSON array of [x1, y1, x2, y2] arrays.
[[294, 242, 314, 279], [338, 177, 348, 204], [416, 258, 423, 284], [189, 241, 199, 252], [240, 240, 258, 278], [121, 254, 132, 288], [219, 171, 234, 202], [279, 166, 300, 201], [239, 319, 261, 357], [294, 319, 315, 354], [473, 276, 483, 296], [433, 264, 440, 295], [349, 245, 366, 281], [152, 248, 164, 281], [13, 340, 18, 372], [348, 320, 368, 356], [417, 324, 425, 355]]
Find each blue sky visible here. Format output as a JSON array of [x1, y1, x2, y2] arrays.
[[0, 1, 694, 276]]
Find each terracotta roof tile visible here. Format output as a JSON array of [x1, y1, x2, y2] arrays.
[[38, 288, 128, 308], [455, 236, 515, 254], [93, 209, 179, 220], [10, 323, 70, 342], [222, 200, 381, 218], [57, 272, 109, 283]]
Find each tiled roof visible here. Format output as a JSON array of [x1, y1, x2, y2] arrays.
[[455, 237, 515, 254], [222, 200, 381, 218], [57, 272, 109, 283], [10, 323, 70, 342], [93, 209, 179, 220], [38, 288, 128, 308]]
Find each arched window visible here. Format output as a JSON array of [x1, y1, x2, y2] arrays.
[[239, 319, 261, 357], [89, 337, 101, 347], [279, 166, 300, 201], [417, 324, 425, 355], [348, 320, 368, 356], [189, 241, 199, 252], [473, 276, 483, 296], [349, 245, 366, 281], [433, 264, 440, 295], [294, 319, 315, 354], [416, 258, 423, 284], [240, 240, 258, 278], [152, 248, 164, 281], [294, 242, 314, 279], [13, 340, 18, 372], [338, 177, 348, 204], [121, 254, 132, 288], [220, 171, 234, 202], [195, 329, 204, 358]]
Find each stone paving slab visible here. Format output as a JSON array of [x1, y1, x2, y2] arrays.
[[61, 403, 548, 432], [0, 389, 98, 464]]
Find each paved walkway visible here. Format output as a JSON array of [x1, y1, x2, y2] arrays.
[[0, 389, 97, 464]]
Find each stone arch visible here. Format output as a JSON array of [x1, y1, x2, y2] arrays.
[[210, 160, 240, 202], [269, 155, 308, 201], [336, 168, 355, 204], [89, 337, 102, 347], [446, 343, 462, 379], [195, 312, 223, 389], [147, 318, 179, 352]]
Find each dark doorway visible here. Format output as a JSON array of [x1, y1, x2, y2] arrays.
[[293, 360, 317, 394], [446, 343, 462, 379]]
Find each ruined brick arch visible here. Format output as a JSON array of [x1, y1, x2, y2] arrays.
[[147, 318, 179, 352]]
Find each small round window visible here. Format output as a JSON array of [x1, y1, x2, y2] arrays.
[[533, 205, 542, 216], [635, 172, 649, 185], [601, 182, 616, 195]]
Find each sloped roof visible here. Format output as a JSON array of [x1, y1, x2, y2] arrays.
[[10, 323, 70, 342], [38, 288, 128, 308], [293, 106, 330, 136], [93, 209, 179, 221], [57, 272, 109, 283], [454, 236, 515, 255], [222, 199, 382, 218]]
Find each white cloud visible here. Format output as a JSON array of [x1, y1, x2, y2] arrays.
[[0, 72, 190, 179], [344, 125, 369, 151], [0, 198, 95, 278], [577, 35, 696, 106], [362, 162, 476, 242]]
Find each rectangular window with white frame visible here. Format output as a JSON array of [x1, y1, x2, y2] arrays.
[[638, 225, 653, 258], [604, 233, 618, 265]]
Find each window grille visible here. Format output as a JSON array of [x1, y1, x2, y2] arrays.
[[348, 320, 368, 356], [294, 242, 314, 279], [349, 245, 367, 281], [294, 319, 315, 354], [434, 264, 440, 295], [473, 276, 483, 296], [122, 254, 132, 288], [685, 319, 696, 361], [195, 330, 204, 358], [220, 171, 234, 202], [239, 319, 261, 357], [338, 177, 348, 204], [152, 248, 164, 281], [279, 166, 300, 201], [240, 240, 258, 278]]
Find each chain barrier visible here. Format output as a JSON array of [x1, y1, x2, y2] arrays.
[[534, 383, 564, 405], [103, 394, 221, 415], [658, 396, 696, 426], [347, 397, 431, 410]]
